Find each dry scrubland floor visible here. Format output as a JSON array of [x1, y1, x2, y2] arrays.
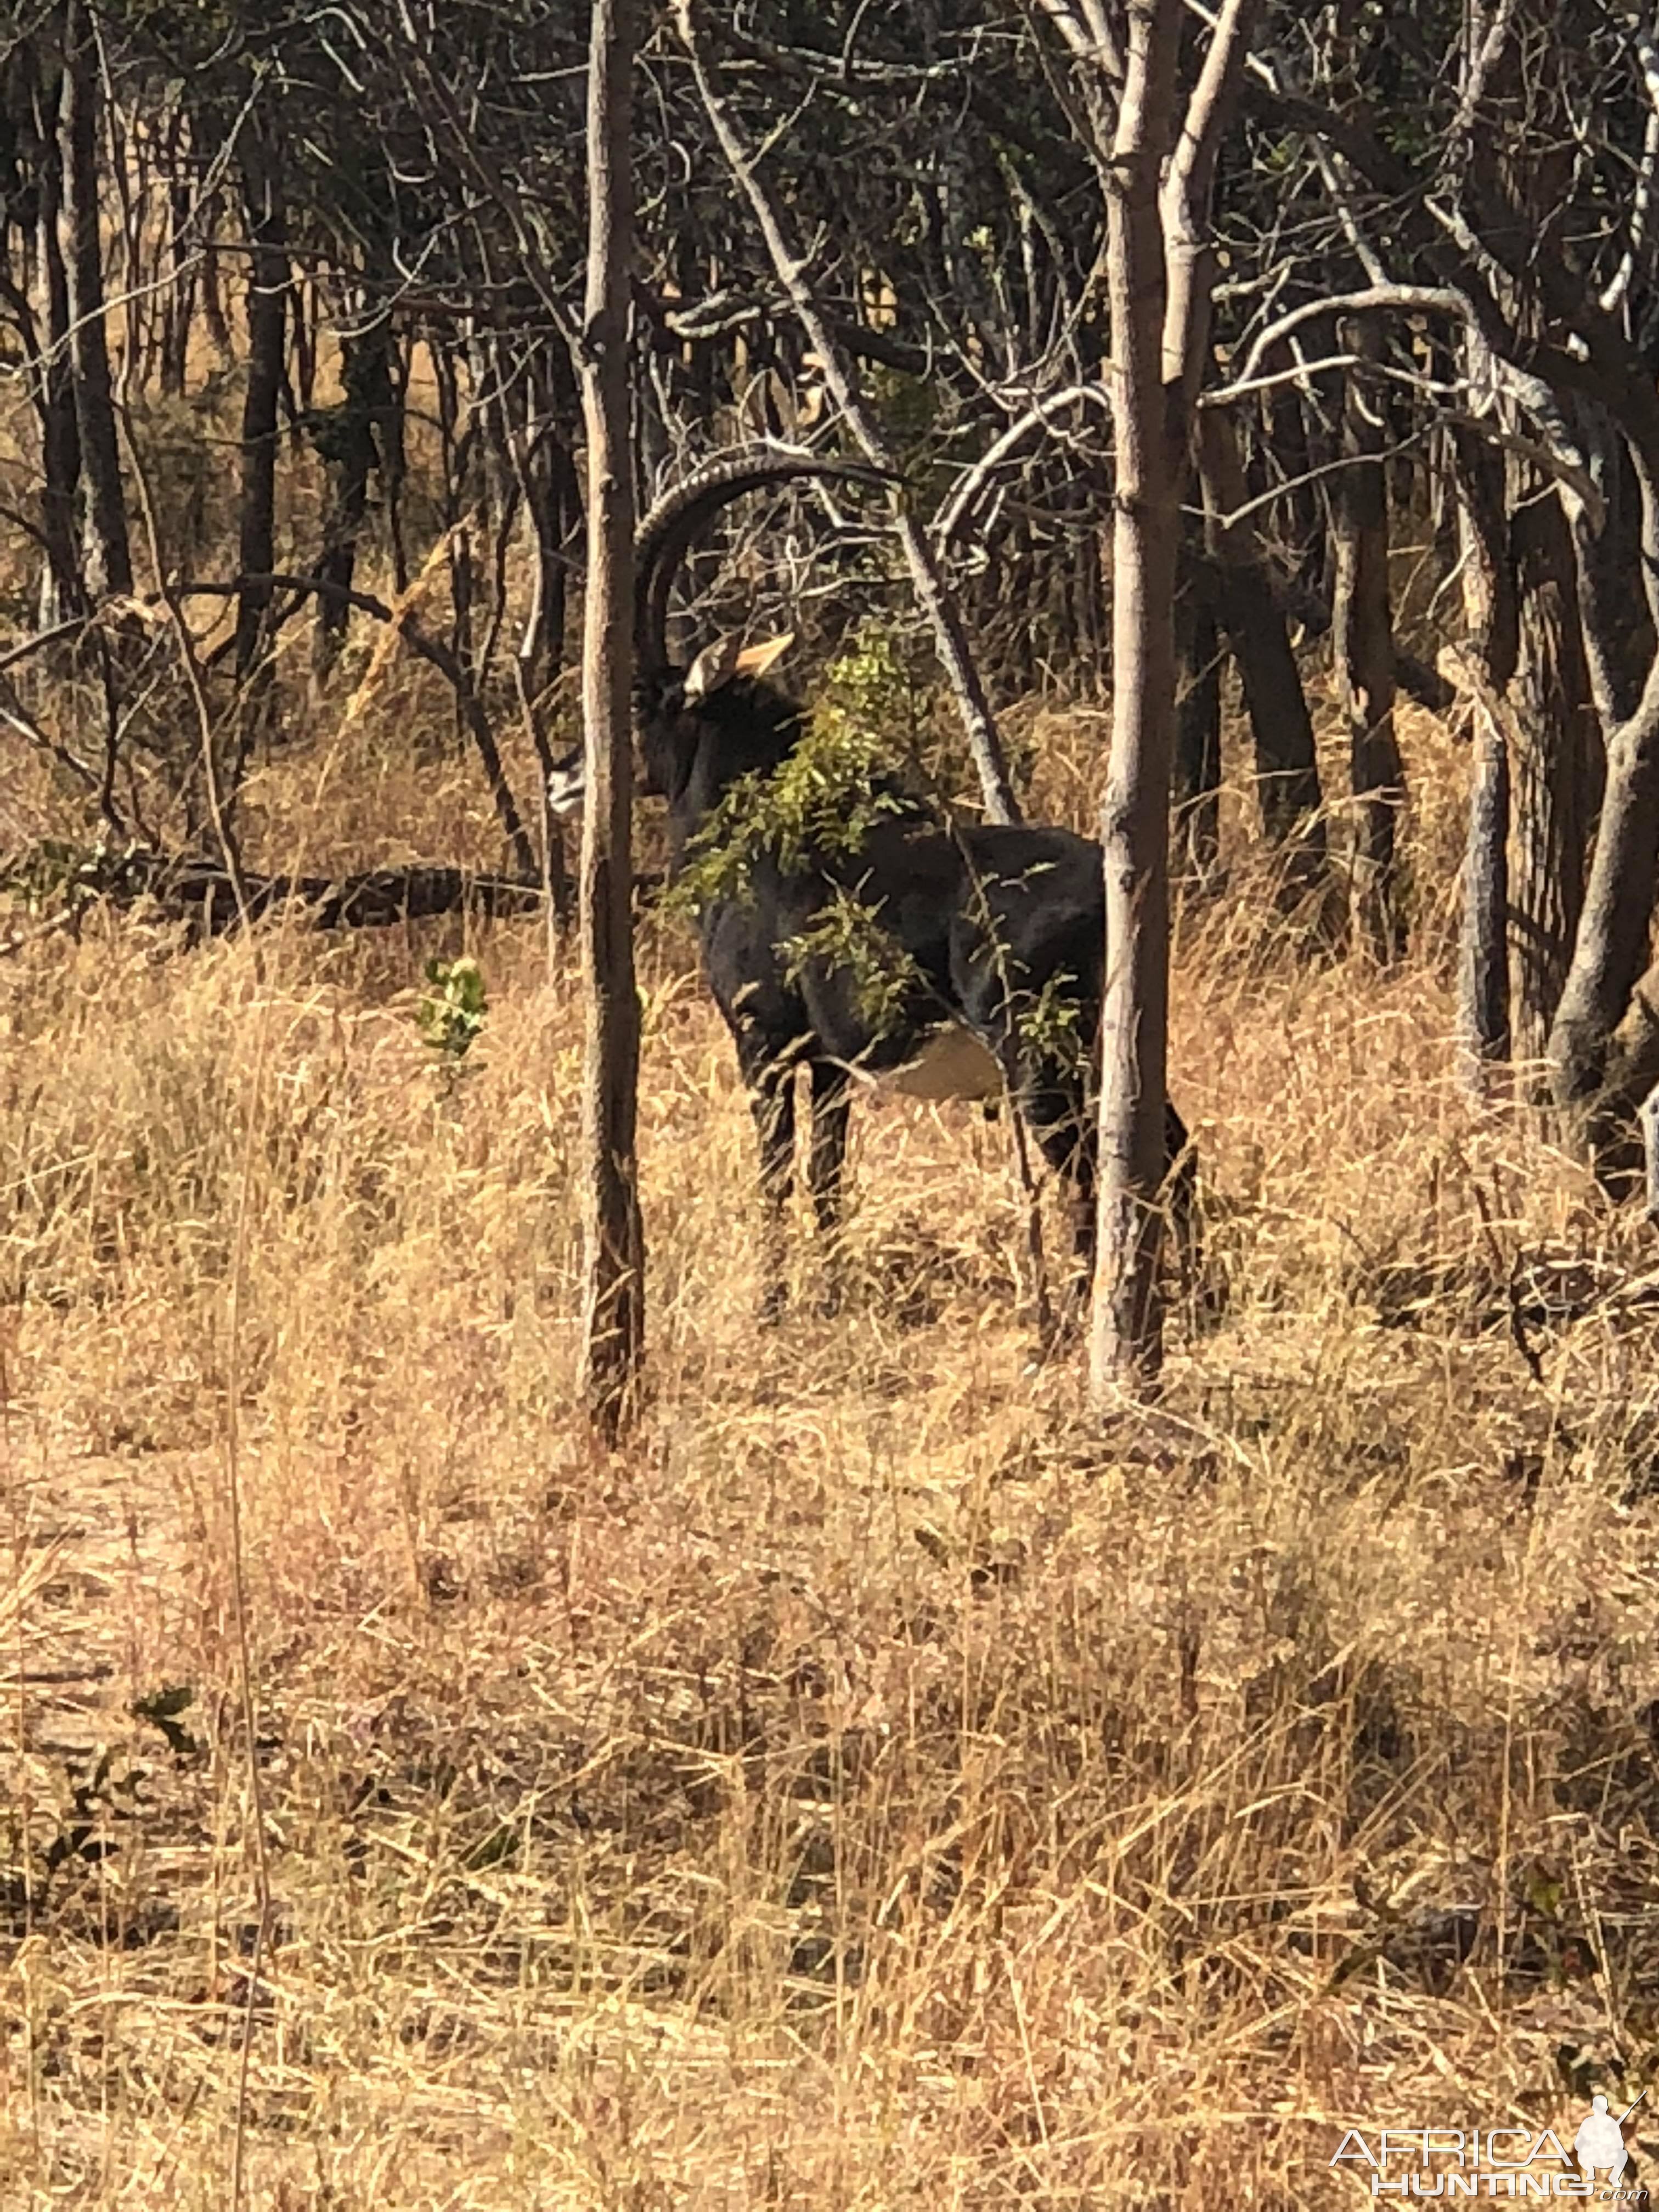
[[5, 814, 1659, 2204]]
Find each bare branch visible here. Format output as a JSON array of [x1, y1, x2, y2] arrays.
[[168, 573, 538, 876], [932, 383, 1111, 546], [1224, 283, 1474, 394], [1031, 0, 1122, 77], [675, 0, 1021, 823], [1161, 0, 1262, 399], [1604, 12, 1659, 313]]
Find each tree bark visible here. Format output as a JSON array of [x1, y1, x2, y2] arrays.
[[159, 129, 195, 401], [1090, 0, 1185, 1397], [1451, 427, 1518, 1090], [1547, 650, 1659, 1169], [1508, 499, 1596, 1081], [30, 49, 82, 624], [311, 320, 394, 690], [234, 131, 287, 697], [576, 0, 645, 1440], [1460, 713, 1512, 1083], [1564, 400, 1651, 735], [520, 343, 582, 697], [1173, 547, 1221, 881], [1546, 424, 1659, 1175], [1332, 313, 1405, 959], [58, 0, 130, 603]]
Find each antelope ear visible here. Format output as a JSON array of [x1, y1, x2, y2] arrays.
[[733, 631, 795, 680], [682, 633, 746, 702]]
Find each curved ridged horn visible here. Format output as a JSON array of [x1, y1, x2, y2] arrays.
[[634, 445, 894, 677]]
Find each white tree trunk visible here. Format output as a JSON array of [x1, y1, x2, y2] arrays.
[[577, 0, 646, 1437], [1088, 0, 1185, 1397]]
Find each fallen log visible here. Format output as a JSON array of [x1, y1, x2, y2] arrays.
[[8, 847, 543, 939], [1, 846, 672, 943]]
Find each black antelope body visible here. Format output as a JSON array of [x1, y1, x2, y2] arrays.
[[550, 446, 1192, 1316]]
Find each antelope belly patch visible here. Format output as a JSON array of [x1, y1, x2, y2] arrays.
[[877, 1026, 1002, 1102]]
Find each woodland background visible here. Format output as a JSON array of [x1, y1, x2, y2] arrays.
[[4, 1, 1659, 2204]]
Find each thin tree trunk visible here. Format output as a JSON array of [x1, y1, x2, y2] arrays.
[[1451, 426, 1518, 1091], [1090, 0, 1184, 1397], [1173, 547, 1221, 881], [1565, 399, 1650, 734], [1508, 499, 1596, 1081], [1333, 313, 1405, 959], [59, 0, 130, 603], [197, 181, 231, 360], [291, 273, 318, 414], [160, 166, 195, 399], [1462, 713, 1512, 1076], [311, 320, 392, 690], [1546, 430, 1659, 1179], [32, 52, 82, 624], [577, 0, 645, 1438], [234, 133, 286, 698], [1548, 649, 1659, 1170]]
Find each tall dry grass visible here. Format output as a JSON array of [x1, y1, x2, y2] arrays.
[[3, 617, 1659, 2209]]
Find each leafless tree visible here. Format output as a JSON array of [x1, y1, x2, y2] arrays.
[[575, 0, 646, 1439], [1030, 0, 1257, 1391], [59, 0, 129, 603], [1331, 312, 1404, 959]]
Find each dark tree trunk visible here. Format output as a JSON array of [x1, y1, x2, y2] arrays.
[[1173, 545, 1221, 881], [1462, 719, 1512, 1080], [234, 134, 287, 691], [156, 104, 195, 401], [381, 331, 410, 595], [1197, 405, 1326, 871], [291, 273, 318, 414], [197, 181, 231, 359], [577, 0, 645, 1438], [59, 0, 130, 603], [1332, 314, 1406, 959], [1566, 400, 1651, 734], [1267, 382, 1329, 605], [31, 53, 82, 624], [311, 319, 394, 690], [1508, 498, 1598, 1081], [159, 168, 194, 400], [508, 344, 579, 696]]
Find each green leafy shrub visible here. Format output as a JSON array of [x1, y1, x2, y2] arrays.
[[417, 956, 488, 1061]]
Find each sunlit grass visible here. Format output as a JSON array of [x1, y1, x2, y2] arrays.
[[3, 590, 1659, 2205]]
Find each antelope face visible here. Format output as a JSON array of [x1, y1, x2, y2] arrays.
[[550, 634, 798, 824], [546, 742, 586, 819], [545, 739, 668, 819]]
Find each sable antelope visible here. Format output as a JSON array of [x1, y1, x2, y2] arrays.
[[552, 445, 1192, 1316]]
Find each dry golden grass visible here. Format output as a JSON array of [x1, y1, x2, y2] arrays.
[[5, 588, 1659, 2209]]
